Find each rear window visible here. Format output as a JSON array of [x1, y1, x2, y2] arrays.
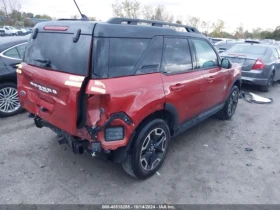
[[226, 44, 267, 56], [24, 33, 91, 76]]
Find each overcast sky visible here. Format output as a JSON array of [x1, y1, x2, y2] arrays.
[[20, 0, 280, 32]]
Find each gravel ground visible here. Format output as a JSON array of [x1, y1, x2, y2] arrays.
[[0, 84, 280, 204]]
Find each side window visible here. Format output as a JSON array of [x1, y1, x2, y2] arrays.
[[272, 48, 279, 59], [3, 47, 20, 59], [192, 39, 218, 69], [162, 38, 192, 74], [277, 48, 280, 57], [16, 43, 27, 59], [109, 38, 149, 78], [135, 36, 163, 75]]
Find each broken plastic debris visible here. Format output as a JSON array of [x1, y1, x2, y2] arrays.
[[204, 144, 208, 147], [250, 93, 272, 103], [245, 148, 253, 152], [156, 171, 161, 176], [240, 91, 273, 104]]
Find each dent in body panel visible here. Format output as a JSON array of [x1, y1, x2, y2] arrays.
[[84, 73, 165, 150]]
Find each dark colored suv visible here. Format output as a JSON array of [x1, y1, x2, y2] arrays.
[[17, 18, 241, 179]]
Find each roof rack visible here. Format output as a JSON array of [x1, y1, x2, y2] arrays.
[[58, 18, 89, 21], [106, 17, 200, 33]]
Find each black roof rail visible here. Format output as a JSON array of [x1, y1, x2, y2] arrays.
[[106, 17, 200, 33], [57, 18, 89, 21]]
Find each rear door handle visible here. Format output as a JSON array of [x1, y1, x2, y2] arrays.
[[170, 83, 184, 91]]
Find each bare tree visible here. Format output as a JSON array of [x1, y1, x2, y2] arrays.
[[152, 5, 173, 22], [235, 24, 245, 39], [187, 16, 200, 28], [142, 5, 153, 20], [9, 0, 20, 11], [112, 1, 124, 17], [1, 0, 9, 16], [0, 0, 21, 16], [201, 20, 211, 35], [210, 19, 225, 37], [112, 0, 140, 18]]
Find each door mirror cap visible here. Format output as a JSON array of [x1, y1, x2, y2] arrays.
[[221, 58, 232, 69]]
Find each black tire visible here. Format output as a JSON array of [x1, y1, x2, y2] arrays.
[[122, 119, 170, 179], [217, 86, 239, 120], [260, 73, 274, 92], [0, 83, 24, 117]]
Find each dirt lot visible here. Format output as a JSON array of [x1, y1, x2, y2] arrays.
[[1, 84, 280, 204]]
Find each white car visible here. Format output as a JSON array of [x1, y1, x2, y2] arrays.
[[19, 28, 28, 33], [0, 26, 20, 35]]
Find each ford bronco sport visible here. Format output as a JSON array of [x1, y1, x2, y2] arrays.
[[17, 17, 241, 179]]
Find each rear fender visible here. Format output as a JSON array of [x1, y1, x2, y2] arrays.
[[224, 63, 241, 100], [83, 73, 165, 150]]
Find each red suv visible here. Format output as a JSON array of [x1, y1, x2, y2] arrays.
[[17, 18, 241, 179]]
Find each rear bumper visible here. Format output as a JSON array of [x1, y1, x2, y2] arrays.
[[241, 70, 270, 86], [241, 76, 268, 86], [33, 115, 133, 163]]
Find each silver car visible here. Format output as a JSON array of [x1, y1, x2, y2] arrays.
[[220, 43, 280, 92]]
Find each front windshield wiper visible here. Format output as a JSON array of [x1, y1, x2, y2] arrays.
[[34, 59, 51, 67]]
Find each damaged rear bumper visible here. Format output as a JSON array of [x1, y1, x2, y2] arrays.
[[33, 113, 134, 163]]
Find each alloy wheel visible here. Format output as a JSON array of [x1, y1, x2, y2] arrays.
[[228, 90, 239, 116], [0, 87, 20, 114], [140, 128, 167, 171]]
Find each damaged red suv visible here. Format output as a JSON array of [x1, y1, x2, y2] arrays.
[[17, 17, 241, 179]]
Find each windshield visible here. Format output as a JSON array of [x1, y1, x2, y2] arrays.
[[24, 32, 91, 76], [9, 26, 16, 30], [226, 44, 267, 55]]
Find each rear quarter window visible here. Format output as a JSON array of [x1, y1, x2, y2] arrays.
[[93, 37, 163, 78], [108, 38, 150, 78]]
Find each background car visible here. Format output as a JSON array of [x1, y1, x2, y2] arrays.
[[0, 36, 29, 117], [0, 26, 19, 36], [220, 42, 280, 91], [209, 37, 233, 45], [214, 40, 243, 53]]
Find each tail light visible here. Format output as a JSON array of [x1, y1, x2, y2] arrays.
[[252, 59, 265, 70]]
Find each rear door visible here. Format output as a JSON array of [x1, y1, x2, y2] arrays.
[[17, 23, 94, 135], [160, 37, 204, 125], [191, 38, 229, 111]]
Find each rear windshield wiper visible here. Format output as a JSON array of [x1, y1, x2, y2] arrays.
[[34, 59, 51, 67]]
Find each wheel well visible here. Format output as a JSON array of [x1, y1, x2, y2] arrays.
[[135, 110, 175, 137], [111, 110, 175, 163], [272, 70, 275, 77], [233, 80, 241, 90]]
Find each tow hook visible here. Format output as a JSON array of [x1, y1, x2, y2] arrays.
[[58, 132, 89, 154], [34, 116, 43, 128], [91, 142, 102, 157]]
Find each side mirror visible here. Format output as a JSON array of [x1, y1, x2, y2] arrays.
[[221, 58, 232, 69]]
